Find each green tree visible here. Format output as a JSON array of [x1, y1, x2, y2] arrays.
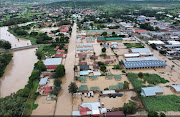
[[160, 112, 166, 117], [102, 32, 107, 36], [54, 79, 62, 87], [54, 65, 65, 78], [100, 65, 107, 72], [36, 51, 43, 60], [34, 61, 46, 71], [148, 111, 158, 117], [102, 47, 106, 53], [68, 82, 78, 95], [123, 100, 137, 115], [123, 81, 129, 90], [16, 87, 30, 97], [138, 72, 143, 78]]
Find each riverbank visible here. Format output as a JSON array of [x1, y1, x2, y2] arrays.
[[0, 61, 46, 116], [0, 52, 13, 77], [8, 30, 37, 45], [0, 48, 38, 97]]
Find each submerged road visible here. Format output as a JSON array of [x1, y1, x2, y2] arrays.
[[54, 23, 77, 115]]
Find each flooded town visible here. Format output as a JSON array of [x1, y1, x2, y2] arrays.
[[0, 0, 180, 117]]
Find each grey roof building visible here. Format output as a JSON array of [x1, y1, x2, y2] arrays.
[[80, 65, 89, 70], [123, 60, 166, 69], [141, 86, 163, 97]]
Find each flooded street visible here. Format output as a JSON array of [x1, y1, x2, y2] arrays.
[[0, 48, 38, 97], [0, 26, 37, 97], [55, 23, 77, 115]]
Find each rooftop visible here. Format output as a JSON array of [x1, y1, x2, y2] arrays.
[[141, 86, 163, 97], [44, 58, 62, 66]]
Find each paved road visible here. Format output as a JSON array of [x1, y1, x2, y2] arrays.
[[54, 23, 77, 115]]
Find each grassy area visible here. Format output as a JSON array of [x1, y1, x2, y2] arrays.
[[123, 43, 144, 48], [38, 45, 56, 58], [23, 79, 39, 115], [8, 30, 37, 45], [127, 73, 168, 93], [143, 95, 180, 111]]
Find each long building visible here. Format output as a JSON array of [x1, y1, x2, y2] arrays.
[[122, 56, 166, 69]]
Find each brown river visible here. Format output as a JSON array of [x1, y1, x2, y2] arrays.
[[0, 26, 38, 98]]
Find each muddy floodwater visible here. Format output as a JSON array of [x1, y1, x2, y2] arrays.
[[0, 26, 37, 98], [0, 49, 38, 97], [55, 23, 77, 115], [0, 27, 31, 48]]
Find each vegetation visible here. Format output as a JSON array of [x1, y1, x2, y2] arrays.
[[9, 26, 52, 45], [68, 82, 78, 95], [0, 61, 46, 116], [124, 43, 144, 48], [0, 18, 30, 26], [0, 40, 11, 49], [123, 81, 129, 90], [127, 72, 168, 93], [148, 111, 159, 117], [101, 47, 106, 53], [0, 52, 13, 77], [54, 65, 65, 78], [122, 100, 137, 115], [143, 95, 180, 111]]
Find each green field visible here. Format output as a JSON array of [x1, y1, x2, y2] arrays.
[[38, 45, 56, 58], [123, 43, 144, 48], [143, 95, 180, 111]]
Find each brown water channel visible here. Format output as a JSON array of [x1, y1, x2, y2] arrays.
[[0, 26, 37, 97]]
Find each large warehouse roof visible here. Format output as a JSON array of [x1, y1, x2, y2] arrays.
[[44, 58, 62, 66], [130, 48, 151, 53], [125, 56, 158, 62], [123, 60, 166, 69]]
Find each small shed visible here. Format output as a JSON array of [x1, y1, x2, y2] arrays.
[[79, 76, 87, 82], [90, 86, 100, 91], [79, 85, 88, 92], [171, 85, 180, 93], [80, 65, 89, 71], [105, 75, 114, 79], [141, 86, 163, 97], [109, 85, 119, 90]]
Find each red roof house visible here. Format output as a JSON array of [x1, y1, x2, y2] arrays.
[[56, 50, 65, 54], [134, 29, 148, 33], [43, 87, 53, 95], [54, 54, 64, 58], [78, 62, 87, 65]]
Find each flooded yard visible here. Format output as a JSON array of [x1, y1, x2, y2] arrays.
[[32, 96, 56, 116]]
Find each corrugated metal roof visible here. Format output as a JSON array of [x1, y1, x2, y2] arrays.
[[171, 85, 180, 92], [76, 48, 94, 51], [141, 86, 163, 96], [39, 78, 48, 85], [125, 56, 158, 62], [44, 58, 62, 66], [123, 60, 166, 69], [130, 48, 151, 53]]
